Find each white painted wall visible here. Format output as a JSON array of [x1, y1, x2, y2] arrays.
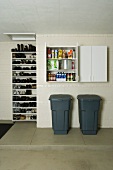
[[0, 35, 113, 128], [36, 34, 113, 128]]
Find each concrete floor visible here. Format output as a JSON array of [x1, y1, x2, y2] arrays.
[[0, 122, 113, 170]]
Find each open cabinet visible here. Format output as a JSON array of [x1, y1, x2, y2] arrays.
[[46, 44, 79, 82]]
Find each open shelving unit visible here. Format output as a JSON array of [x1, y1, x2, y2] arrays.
[[11, 47, 37, 122]]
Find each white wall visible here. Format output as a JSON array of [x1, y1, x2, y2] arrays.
[[0, 35, 113, 128], [36, 34, 113, 128]]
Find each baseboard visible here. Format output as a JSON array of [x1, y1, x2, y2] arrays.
[[0, 120, 14, 124]]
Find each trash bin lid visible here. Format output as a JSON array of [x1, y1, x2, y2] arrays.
[[77, 94, 101, 101], [49, 94, 72, 101]]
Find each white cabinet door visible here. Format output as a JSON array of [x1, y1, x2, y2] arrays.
[[79, 46, 107, 82], [79, 46, 91, 82], [92, 46, 107, 82]]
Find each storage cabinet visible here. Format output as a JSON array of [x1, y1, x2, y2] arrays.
[[79, 46, 107, 82], [46, 45, 78, 82], [12, 49, 37, 121]]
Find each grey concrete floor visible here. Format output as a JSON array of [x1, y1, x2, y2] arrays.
[[0, 122, 113, 170], [0, 149, 113, 170]]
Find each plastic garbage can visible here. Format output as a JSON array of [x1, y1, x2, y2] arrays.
[[77, 95, 101, 135], [49, 94, 72, 134]]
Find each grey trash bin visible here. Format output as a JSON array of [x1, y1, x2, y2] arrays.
[[49, 94, 72, 134], [77, 95, 101, 135]]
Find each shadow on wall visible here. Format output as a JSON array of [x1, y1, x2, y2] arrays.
[[107, 47, 109, 82]]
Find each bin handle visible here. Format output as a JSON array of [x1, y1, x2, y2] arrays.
[[54, 99, 72, 101], [57, 99, 63, 101]]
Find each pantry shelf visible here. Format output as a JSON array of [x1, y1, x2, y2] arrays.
[[46, 45, 78, 82]]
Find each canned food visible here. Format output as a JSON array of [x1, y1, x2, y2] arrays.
[[58, 49, 63, 58], [55, 49, 58, 58], [52, 49, 54, 58]]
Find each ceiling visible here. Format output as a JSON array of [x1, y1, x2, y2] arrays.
[[0, 0, 113, 41]]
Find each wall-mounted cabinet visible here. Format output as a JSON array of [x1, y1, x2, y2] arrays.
[[79, 46, 107, 82], [46, 45, 78, 82], [12, 50, 37, 121]]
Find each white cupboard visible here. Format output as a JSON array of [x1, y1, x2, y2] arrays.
[[79, 46, 107, 82]]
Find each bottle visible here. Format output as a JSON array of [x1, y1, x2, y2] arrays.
[[55, 50, 58, 58], [72, 61, 75, 69], [58, 49, 63, 59], [70, 73, 73, 81], [59, 72, 61, 80], [68, 51, 70, 59], [67, 73, 69, 81], [48, 48, 51, 58], [53, 74, 56, 81], [24, 45, 28, 51], [52, 49, 54, 58], [64, 73, 66, 81], [50, 74, 53, 81], [21, 44, 24, 52], [62, 50, 66, 58], [62, 72, 65, 81], [48, 73, 51, 81], [70, 49, 73, 58], [73, 73, 76, 81], [17, 44, 20, 52], [28, 44, 32, 51], [73, 49, 75, 58], [56, 72, 58, 81]]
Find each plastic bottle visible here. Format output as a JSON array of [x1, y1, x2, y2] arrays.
[[52, 50, 54, 58], [72, 61, 75, 69], [48, 48, 51, 58], [48, 73, 51, 81], [67, 73, 69, 81], [55, 50, 58, 58]]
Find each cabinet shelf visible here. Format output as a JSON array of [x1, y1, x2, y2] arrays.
[[12, 58, 36, 60], [13, 100, 37, 102], [13, 107, 37, 108], [12, 64, 36, 66], [47, 80, 78, 83], [12, 76, 36, 78], [47, 69, 77, 72], [12, 83, 36, 84], [13, 113, 37, 115], [47, 58, 76, 60], [12, 52, 36, 54], [13, 120, 37, 122], [13, 95, 37, 96], [13, 113, 37, 121], [13, 88, 36, 90], [13, 101, 37, 102], [12, 70, 36, 71]]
